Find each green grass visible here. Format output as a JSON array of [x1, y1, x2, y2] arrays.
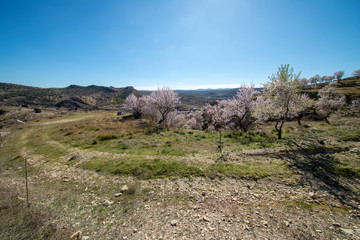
[[78, 155, 289, 180], [337, 129, 360, 141], [80, 157, 205, 179], [209, 160, 290, 180], [0, 182, 72, 240], [2, 111, 360, 182]]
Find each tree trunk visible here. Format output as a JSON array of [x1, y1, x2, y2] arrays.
[[324, 117, 330, 124], [297, 118, 302, 126], [158, 115, 166, 125], [277, 128, 282, 140], [297, 113, 303, 125], [275, 120, 285, 140], [274, 121, 280, 139]]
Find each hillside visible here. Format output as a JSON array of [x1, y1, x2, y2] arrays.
[[301, 76, 360, 102], [1, 111, 359, 239], [1, 76, 358, 113], [174, 87, 264, 100], [0, 83, 141, 110], [0, 83, 208, 111]]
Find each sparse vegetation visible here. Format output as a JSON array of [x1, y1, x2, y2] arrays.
[[1, 109, 359, 239], [1, 73, 360, 239]]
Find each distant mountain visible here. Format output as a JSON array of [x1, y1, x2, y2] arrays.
[[174, 87, 263, 100], [0, 83, 209, 111], [0, 83, 141, 110], [2, 76, 357, 112]]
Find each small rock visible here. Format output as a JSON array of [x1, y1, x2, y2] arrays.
[[70, 231, 81, 240], [192, 205, 200, 210], [261, 220, 268, 227], [120, 185, 129, 193], [202, 192, 206, 196], [133, 229, 138, 233], [170, 220, 178, 226], [333, 223, 341, 228], [82, 236, 90, 240], [114, 193, 122, 197], [340, 228, 355, 235], [103, 199, 114, 206], [284, 221, 291, 227], [17, 197, 26, 201], [201, 216, 211, 222], [309, 191, 316, 199]]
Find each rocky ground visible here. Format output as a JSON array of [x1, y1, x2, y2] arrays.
[[1, 113, 359, 239]]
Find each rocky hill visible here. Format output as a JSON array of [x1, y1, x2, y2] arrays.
[[0, 83, 141, 110], [1, 76, 358, 111], [301, 76, 360, 103], [174, 87, 264, 100]]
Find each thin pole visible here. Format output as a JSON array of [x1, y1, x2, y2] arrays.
[[219, 130, 222, 157], [25, 158, 29, 207]]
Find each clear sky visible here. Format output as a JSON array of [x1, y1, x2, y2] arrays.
[[1, 0, 359, 90]]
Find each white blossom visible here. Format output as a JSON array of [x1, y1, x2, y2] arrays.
[[315, 83, 346, 123]]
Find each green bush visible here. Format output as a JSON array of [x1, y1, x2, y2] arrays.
[[97, 134, 119, 141]]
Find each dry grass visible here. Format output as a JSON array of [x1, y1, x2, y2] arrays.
[[0, 180, 72, 240], [1, 111, 359, 239]]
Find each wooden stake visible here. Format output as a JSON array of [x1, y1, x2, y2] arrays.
[[25, 158, 29, 207]]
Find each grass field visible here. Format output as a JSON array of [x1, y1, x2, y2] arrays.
[[1, 111, 360, 239]]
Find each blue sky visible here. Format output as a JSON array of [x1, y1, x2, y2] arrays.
[[0, 0, 359, 90]]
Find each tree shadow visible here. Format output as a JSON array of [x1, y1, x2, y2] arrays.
[[244, 147, 359, 208], [286, 150, 360, 208]]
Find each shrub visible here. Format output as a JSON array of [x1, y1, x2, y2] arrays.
[[97, 134, 119, 141]]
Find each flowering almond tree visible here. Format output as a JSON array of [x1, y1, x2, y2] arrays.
[[147, 87, 181, 125], [255, 64, 310, 139], [123, 94, 143, 119], [205, 103, 229, 156], [222, 85, 259, 132], [353, 69, 360, 77], [315, 82, 346, 124], [334, 70, 344, 81], [186, 110, 204, 130], [295, 94, 314, 125]]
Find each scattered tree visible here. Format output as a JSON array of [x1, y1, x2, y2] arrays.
[[295, 94, 314, 125], [147, 87, 181, 125], [309, 74, 321, 85], [123, 94, 143, 119], [205, 103, 229, 157], [315, 82, 346, 124], [254, 64, 308, 139], [353, 69, 360, 77], [186, 110, 204, 130], [334, 70, 344, 81], [222, 85, 259, 132], [166, 111, 186, 128], [321, 75, 334, 83], [299, 78, 308, 86]]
